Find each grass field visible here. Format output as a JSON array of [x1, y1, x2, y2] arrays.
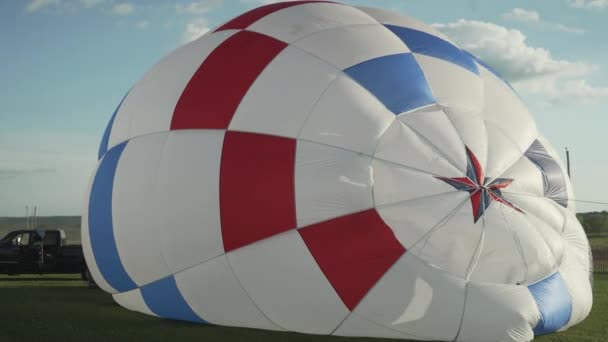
[[0, 217, 605, 341], [0, 274, 605, 342]]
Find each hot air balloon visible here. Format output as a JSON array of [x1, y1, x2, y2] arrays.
[[83, 2, 592, 341]]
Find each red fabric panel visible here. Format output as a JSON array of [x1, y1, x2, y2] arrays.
[[171, 31, 287, 130], [470, 190, 482, 222], [215, 1, 335, 32], [299, 209, 406, 311], [466, 146, 484, 184], [220, 131, 297, 252]]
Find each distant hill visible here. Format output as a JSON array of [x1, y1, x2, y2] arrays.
[[0, 216, 81, 244], [1, 211, 606, 245]]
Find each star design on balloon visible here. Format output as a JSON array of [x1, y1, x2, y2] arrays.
[[436, 146, 524, 223]]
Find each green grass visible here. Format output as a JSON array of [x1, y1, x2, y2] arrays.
[[0, 274, 605, 342]]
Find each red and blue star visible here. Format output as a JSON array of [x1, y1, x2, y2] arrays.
[[436, 147, 524, 223]]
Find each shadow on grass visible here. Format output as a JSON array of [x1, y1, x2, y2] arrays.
[[1, 276, 606, 342], [0, 286, 402, 342]]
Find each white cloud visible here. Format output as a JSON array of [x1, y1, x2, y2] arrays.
[[433, 19, 606, 103], [536, 79, 608, 103], [433, 20, 588, 80], [136, 20, 150, 30], [568, 0, 608, 8], [176, 0, 222, 14], [502, 8, 540, 22], [25, 0, 60, 12], [25, 0, 108, 13], [501, 7, 584, 34], [80, 0, 104, 8], [555, 24, 585, 34], [0, 168, 56, 180], [240, 0, 284, 5], [112, 2, 134, 15], [182, 18, 210, 43]]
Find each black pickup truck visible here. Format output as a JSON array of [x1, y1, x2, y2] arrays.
[[0, 229, 88, 279]]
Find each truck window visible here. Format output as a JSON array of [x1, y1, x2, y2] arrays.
[[11, 233, 30, 246], [0, 231, 20, 245], [21, 233, 30, 246]]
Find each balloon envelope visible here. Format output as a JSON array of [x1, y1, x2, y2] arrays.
[[83, 2, 592, 341]]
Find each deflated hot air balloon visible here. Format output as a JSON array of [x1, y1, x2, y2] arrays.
[[83, 1, 592, 341]]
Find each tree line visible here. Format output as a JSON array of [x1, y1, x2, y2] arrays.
[[577, 211, 608, 235]]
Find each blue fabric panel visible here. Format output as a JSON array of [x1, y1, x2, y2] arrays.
[[141, 275, 207, 324], [528, 272, 573, 335], [481, 189, 491, 215], [524, 139, 568, 207], [465, 151, 478, 183], [98, 92, 129, 160], [344, 53, 435, 114], [88, 141, 137, 292], [386, 25, 479, 76]]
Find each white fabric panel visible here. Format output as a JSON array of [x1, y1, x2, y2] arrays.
[[559, 213, 592, 329], [503, 210, 560, 284], [112, 133, 171, 286], [414, 54, 483, 114], [108, 30, 236, 148], [398, 107, 467, 172], [467, 205, 527, 285], [156, 130, 225, 273], [374, 119, 462, 176], [377, 191, 469, 250], [175, 255, 282, 331], [502, 193, 566, 234], [293, 24, 410, 69], [500, 157, 544, 198], [561, 211, 591, 260], [248, 3, 377, 43], [484, 122, 528, 180], [408, 201, 484, 278], [227, 230, 350, 334], [228, 46, 338, 138], [299, 74, 395, 156], [295, 140, 373, 228], [559, 252, 592, 330], [442, 107, 488, 176], [333, 313, 414, 339], [81, 161, 115, 293], [112, 288, 156, 316], [372, 158, 458, 207], [456, 282, 539, 342], [479, 66, 537, 155], [355, 6, 455, 43], [107, 96, 134, 150], [355, 253, 466, 341]]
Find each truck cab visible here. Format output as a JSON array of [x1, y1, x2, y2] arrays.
[[0, 229, 87, 276]]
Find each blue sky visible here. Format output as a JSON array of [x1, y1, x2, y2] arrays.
[[1, 0, 607, 216]]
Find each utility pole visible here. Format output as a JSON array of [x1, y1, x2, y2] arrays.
[[565, 147, 571, 179]]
